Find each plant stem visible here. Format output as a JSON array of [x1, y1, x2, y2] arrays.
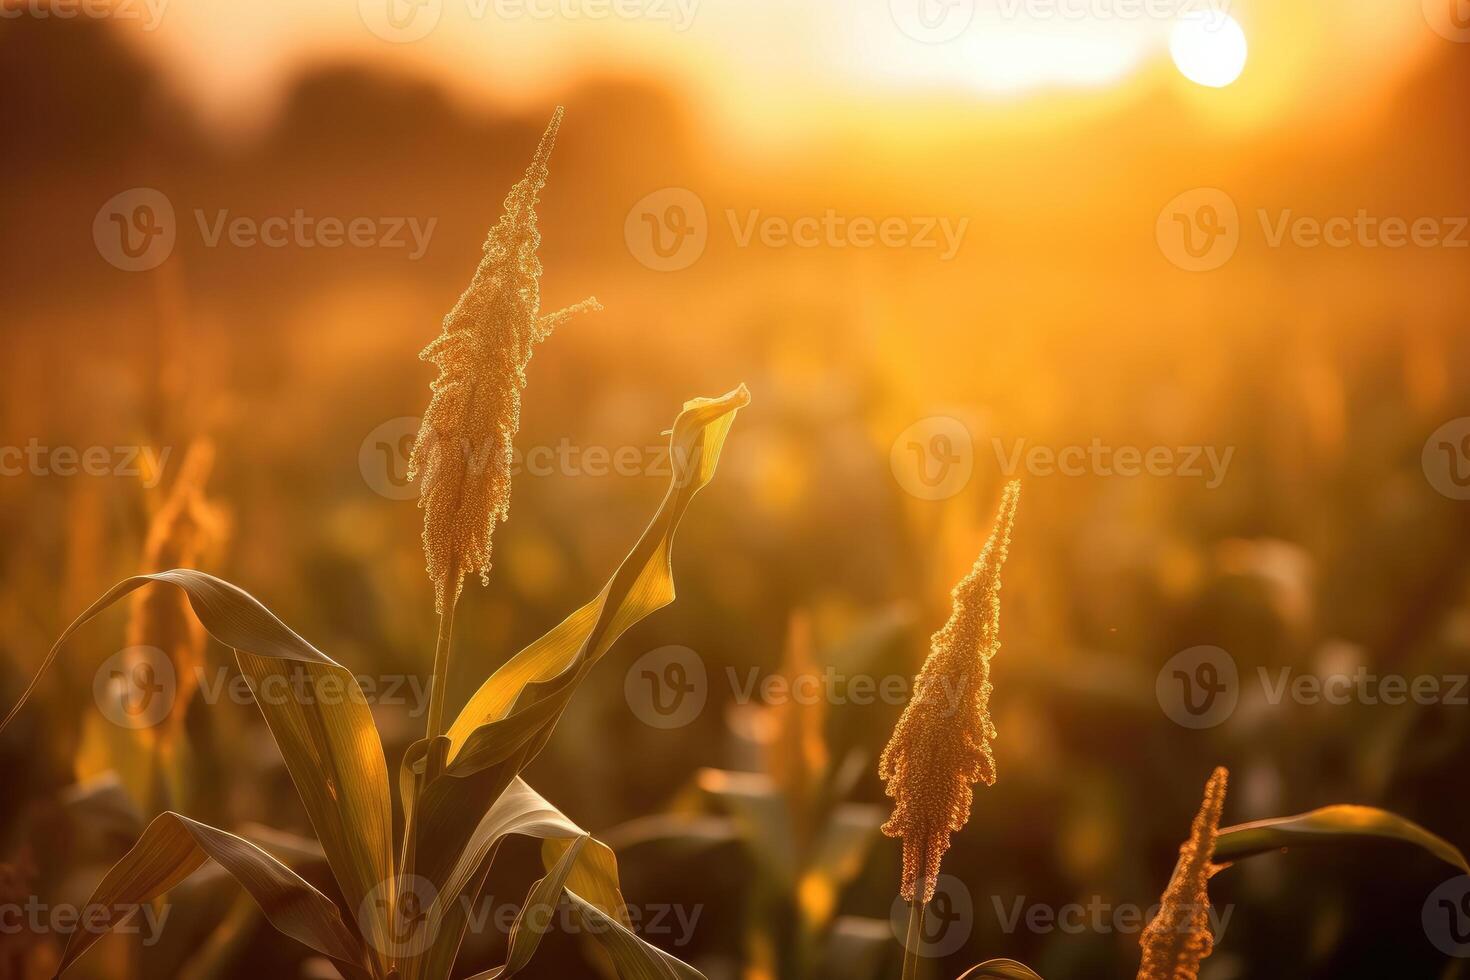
[[901, 898, 926, 980], [425, 593, 459, 748]]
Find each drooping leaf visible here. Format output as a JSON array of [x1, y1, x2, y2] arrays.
[[954, 959, 1046, 980], [54, 811, 370, 978], [1215, 804, 1469, 873], [405, 778, 604, 980], [542, 835, 631, 927], [561, 889, 706, 980], [1, 570, 397, 971], [466, 835, 589, 979], [406, 779, 705, 980]]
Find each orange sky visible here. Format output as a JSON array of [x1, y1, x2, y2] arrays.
[[106, 0, 1449, 138]]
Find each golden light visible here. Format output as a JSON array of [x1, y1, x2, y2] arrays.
[[1169, 12, 1248, 88]]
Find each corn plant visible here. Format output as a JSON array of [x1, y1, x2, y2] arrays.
[[1, 108, 750, 980], [873, 488, 1468, 980]]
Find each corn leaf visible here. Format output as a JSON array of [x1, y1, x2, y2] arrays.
[[561, 890, 706, 980], [0, 569, 397, 972], [408, 779, 708, 980], [490, 835, 590, 978], [443, 384, 750, 752], [54, 811, 370, 978], [542, 834, 631, 926], [955, 960, 1046, 979], [404, 387, 748, 972], [1215, 804, 1469, 872], [405, 777, 600, 980]]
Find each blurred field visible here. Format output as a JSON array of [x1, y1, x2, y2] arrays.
[[2, 5, 1470, 978]]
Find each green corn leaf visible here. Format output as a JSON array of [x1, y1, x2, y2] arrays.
[[1, 570, 398, 974], [1215, 804, 1469, 873], [53, 811, 371, 978]]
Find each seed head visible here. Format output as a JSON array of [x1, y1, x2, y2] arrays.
[[409, 107, 600, 613], [879, 480, 1020, 902], [1138, 767, 1229, 980]]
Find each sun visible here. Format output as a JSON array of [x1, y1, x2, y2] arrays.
[[1170, 13, 1249, 88]]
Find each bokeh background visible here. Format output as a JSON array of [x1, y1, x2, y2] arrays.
[[3, 0, 1470, 977]]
